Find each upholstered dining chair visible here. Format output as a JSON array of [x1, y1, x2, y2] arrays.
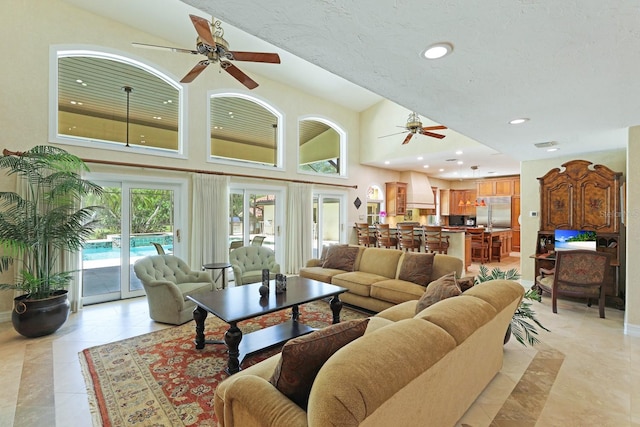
[[467, 228, 489, 263], [397, 224, 421, 252], [375, 223, 398, 249], [133, 255, 214, 325], [355, 222, 376, 247], [535, 249, 611, 318], [229, 246, 281, 286], [422, 226, 449, 254]]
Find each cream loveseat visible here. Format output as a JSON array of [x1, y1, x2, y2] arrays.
[[213, 279, 524, 427], [299, 246, 464, 312]]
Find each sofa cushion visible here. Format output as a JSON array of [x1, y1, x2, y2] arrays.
[[370, 279, 426, 304], [357, 248, 403, 278], [299, 266, 347, 283], [415, 272, 461, 314], [416, 295, 497, 345], [397, 252, 435, 287], [269, 318, 369, 409], [331, 272, 389, 297], [322, 245, 360, 271]]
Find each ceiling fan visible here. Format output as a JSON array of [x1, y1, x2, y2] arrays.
[[378, 112, 447, 145], [132, 14, 280, 89]]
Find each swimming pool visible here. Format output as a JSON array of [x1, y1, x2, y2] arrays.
[[82, 245, 172, 261]]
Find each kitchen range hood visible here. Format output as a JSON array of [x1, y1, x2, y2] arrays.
[[400, 171, 435, 209]]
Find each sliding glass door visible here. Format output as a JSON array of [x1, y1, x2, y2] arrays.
[[229, 186, 283, 262], [312, 193, 346, 258], [81, 175, 187, 305]]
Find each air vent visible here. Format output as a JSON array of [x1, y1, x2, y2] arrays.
[[534, 141, 557, 148], [445, 158, 458, 162]]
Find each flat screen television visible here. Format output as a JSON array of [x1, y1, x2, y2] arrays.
[[554, 229, 597, 251]]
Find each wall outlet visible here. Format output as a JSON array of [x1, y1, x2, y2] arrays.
[[529, 211, 538, 217]]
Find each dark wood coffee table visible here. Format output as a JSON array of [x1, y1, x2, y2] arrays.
[[186, 276, 348, 374]]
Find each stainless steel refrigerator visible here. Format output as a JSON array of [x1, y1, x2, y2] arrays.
[[475, 196, 512, 228]]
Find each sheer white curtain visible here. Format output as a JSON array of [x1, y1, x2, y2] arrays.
[[285, 182, 313, 274], [190, 174, 230, 270]]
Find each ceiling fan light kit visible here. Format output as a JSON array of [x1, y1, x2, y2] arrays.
[[378, 111, 447, 145], [133, 14, 280, 89]]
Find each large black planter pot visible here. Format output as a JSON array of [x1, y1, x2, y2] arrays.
[[12, 290, 70, 338]]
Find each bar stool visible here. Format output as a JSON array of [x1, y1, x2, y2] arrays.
[[397, 224, 422, 252], [355, 222, 376, 247], [375, 223, 398, 249], [468, 228, 489, 263]]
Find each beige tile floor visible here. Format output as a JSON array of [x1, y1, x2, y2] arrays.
[[1, 254, 638, 426]]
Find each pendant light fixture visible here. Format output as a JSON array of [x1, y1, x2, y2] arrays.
[[122, 86, 133, 147]]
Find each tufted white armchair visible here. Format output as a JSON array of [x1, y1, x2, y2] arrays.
[[229, 246, 280, 286], [133, 255, 214, 325]]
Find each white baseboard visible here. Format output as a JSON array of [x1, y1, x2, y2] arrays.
[[624, 322, 640, 337], [0, 310, 11, 324]]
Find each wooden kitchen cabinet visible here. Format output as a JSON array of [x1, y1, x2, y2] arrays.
[[385, 182, 407, 216], [449, 190, 476, 216], [476, 176, 520, 197], [511, 195, 521, 252], [439, 189, 450, 216]]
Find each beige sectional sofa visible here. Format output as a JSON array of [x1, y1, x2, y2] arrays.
[[299, 246, 464, 312], [213, 279, 524, 427]]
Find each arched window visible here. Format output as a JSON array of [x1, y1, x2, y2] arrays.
[[209, 93, 283, 168], [298, 117, 346, 177], [52, 48, 183, 156]]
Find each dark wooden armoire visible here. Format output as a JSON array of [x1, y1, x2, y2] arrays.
[[534, 160, 623, 304]]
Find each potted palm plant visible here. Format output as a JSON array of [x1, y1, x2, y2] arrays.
[[0, 145, 102, 337], [474, 265, 549, 346]]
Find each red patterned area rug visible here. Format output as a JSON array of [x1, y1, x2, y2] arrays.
[[79, 300, 368, 427]]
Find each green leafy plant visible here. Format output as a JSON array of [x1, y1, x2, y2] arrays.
[[0, 145, 103, 299], [474, 265, 549, 346]]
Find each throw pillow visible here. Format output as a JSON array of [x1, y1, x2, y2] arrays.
[[414, 271, 461, 314], [269, 318, 369, 408], [398, 252, 435, 287], [457, 276, 475, 292], [321, 245, 359, 271]]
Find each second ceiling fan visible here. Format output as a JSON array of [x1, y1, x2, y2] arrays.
[[133, 14, 280, 89], [379, 112, 447, 145]]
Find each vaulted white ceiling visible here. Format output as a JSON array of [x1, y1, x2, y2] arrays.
[[63, 0, 635, 179]]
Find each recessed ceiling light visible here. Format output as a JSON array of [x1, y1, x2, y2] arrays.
[[439, 168, 444, 172], [423, 165, 429, 168], [547, 148, 559, 152], [422, 42, 453, 60], [384, 161, 390, 165], [457, 161, 464, 165], [417, 156, 423, 160], [509, 118, 529, 125]]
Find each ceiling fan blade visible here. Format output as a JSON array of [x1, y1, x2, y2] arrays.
[[402, 133, 414, 145], [132, 42, 198, 55], [378, 130, 409, 139], [222, 62, 259, 89], [189, 14, 216, 46], [421, 125, 447, 131], [420, 130, 446, 139], [228, 51, 281, 63], [180, 60, 209, 83]]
